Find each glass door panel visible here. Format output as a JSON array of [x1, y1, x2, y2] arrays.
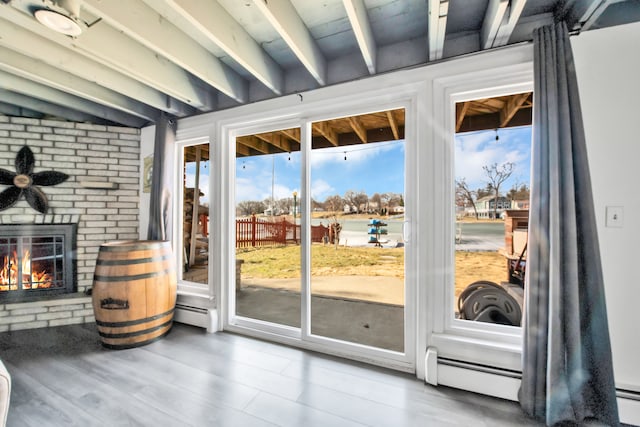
[[309, 109, 406, 352], [181, 143, 210, 284], [234, 128, 302, 328], [453, 93, 532, 326]]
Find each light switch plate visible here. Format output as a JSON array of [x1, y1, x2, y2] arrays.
[[605, 206, 623, 228]]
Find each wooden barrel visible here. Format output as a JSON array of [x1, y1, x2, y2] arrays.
[[92, 240, 177, 349]]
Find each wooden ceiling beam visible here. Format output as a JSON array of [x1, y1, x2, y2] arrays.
[[562, 0, 620, 32], [152, 0, 284, 95], [313, 121, 339, 146], [455, 101, 470, 132], [387, 110, 400, 140], [457, 109, 531, 133], [252, 0, 327, 86], [237, 135, 274, 154], [481, 0, 509, 49], [255, 132, 295, 152], [493, 0, 527, 47], [0, 89, 108, 125], [500, 92, 530, 127], [0, 71, 147, 127], [0, 46, 160, 123], [236, 142, 251, 157], [0, 15, 195, 118], [32, 3, 223, 109], [280, 128, 301, 143], [83, 0, 248, 104], [428, 0, 449, 61], [343, 0, 377, 74], [347, 116, 368, 143]]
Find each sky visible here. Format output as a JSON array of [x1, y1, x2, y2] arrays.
[[185, 125, 532, 205], [235, 140, 405, 203], [455, 126, 532, 192]]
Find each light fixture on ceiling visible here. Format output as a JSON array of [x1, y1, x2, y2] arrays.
[[34, 0, 84, 37]]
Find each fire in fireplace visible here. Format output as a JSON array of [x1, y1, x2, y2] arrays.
[[0, 224, 76, 302]]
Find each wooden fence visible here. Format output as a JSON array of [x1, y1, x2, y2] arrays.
[[235, 215, 328, 247]]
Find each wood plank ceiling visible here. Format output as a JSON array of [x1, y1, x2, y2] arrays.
[[185, 88, 532, 161], [0, 1, 638, 129]]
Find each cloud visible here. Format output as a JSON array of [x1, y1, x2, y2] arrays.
[[235, 175, 268, 202], [311, 179, 334, 200], [184, 160, 212, 203], [235, 155, 301, 202], [311, 140, 403, 169], [455, 127, 531, 190]]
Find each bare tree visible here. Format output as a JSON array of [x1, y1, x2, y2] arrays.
[[324, 194, 344, 213], [483, 162, 514, 219], [353, 191, 369, 214], [380, 192, 392, 215], [507, 182, 530, 202], [310, 198, 323, 212], [344, 190, 368, 214], [275, 197, 292, 214], [476, 183, 494, 199], [237, 200, 266, 216], [370, 193, 382, 213], [456, 178, 479, 219], [388, 193, 403, 209]]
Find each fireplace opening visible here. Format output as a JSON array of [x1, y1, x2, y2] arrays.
[[0, 224, 77, 302]]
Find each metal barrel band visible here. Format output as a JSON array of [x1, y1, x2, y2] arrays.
[[95, 308, 174, 328], [93, 268, 174, 283], [98, 319, 173, 339], [95, 253, 172, 266]]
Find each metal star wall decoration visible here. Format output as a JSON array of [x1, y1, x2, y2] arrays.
[[0, 146, 69, 213]]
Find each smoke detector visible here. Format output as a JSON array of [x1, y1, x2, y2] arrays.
[[34, 0, 84, 36]]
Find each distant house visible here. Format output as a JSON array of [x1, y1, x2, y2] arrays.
[[473, 195, 511, 219], [511, 199, 530, 210], [389, 205, 405, 214]]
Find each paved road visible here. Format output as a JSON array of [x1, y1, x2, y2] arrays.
[[456, 222, 504, 251], [311, 218, 505, 251]]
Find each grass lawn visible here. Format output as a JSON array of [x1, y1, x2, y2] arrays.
[[236, 244, 506, 298]]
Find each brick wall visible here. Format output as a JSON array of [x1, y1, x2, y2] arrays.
[[0, 114, 141, 332]]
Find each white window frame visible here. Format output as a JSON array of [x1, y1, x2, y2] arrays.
[[171, 43, 535, 380], [428, 62, 533, 373], [175, 136, 212, 299]]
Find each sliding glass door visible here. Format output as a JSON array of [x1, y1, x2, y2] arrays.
[[227, 105, 413, 368], [308, 110, 406, 353], [233, 127, 302, 330]]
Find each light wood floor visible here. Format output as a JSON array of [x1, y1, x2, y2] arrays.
[[0, 323, 543, 427]]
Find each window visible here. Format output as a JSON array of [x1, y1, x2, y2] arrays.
[[180, 143, 210, 285], [453, 93, 532, 327]]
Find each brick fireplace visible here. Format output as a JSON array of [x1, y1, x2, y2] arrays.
[[0, 114, 141, 332]]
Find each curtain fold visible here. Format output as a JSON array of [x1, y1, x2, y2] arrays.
[[147, 113, 176, 241], [519, 21, 619, 426]]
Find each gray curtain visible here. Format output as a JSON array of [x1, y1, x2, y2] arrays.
[[519, 22, 619, 426], [147, 113, 176, 241]]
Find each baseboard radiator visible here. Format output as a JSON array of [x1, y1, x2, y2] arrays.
[[425, 347, 640, 425], [617, 389, 640, 425], [425, 347, 521, 401], [174, 303, 217, 333]]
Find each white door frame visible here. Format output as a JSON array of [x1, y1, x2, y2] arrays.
[[219, 91, 419, 372]]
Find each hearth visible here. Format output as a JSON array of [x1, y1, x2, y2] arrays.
[[0, 224, 77, 302]]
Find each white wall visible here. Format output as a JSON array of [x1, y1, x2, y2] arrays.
[[572, 22, 640, 393]]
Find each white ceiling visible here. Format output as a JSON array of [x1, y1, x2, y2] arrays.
[[1, 0, 639, 128]]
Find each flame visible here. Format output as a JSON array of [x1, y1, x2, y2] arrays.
[[0, 250, 53, 292]]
